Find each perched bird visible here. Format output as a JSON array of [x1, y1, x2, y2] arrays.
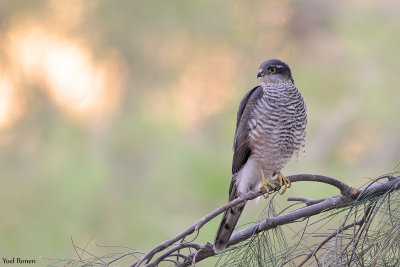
[[214, 59, 307, 253]]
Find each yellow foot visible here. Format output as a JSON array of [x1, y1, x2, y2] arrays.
[[258, 166, 276, 199], [275, 172, 291, 195]]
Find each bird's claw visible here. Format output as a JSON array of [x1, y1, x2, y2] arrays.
[[259, 180, 277, 199], [259, 166, 276, 199], [275, 172, 291, 195]]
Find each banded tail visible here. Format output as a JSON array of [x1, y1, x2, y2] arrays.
[[213, 201, 246, 253]]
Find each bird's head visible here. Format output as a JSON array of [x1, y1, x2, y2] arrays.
[[257, 59, 294, 84]]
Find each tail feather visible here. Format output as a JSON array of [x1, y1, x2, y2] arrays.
[[213, 201, 246, 253]]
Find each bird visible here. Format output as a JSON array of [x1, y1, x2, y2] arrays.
[[213, 59, 307, 253]]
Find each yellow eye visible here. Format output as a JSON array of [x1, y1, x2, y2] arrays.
[[268, 67, 277, 73]]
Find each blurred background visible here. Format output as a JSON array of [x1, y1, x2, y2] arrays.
[[0, 0, 399, 265]]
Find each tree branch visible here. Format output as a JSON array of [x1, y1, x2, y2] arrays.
[[127, 173, 399, 267], [287, 196, 327, 206]]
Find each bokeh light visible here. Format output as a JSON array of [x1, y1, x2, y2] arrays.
[[6, 24, 123, 123], [0, 74, 17, 127]]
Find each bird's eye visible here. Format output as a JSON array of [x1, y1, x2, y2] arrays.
[[268, 67, 277, 73]]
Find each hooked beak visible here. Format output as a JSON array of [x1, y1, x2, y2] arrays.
[[257, 69, 263, 78]]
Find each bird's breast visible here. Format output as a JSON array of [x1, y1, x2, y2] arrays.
[[248, 84, 307, 171]]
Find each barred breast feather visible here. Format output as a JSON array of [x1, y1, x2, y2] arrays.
[[248, 82, 307, 177]]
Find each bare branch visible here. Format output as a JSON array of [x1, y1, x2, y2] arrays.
[[287, 174, 357, 196], [287, 196, 327, 206]]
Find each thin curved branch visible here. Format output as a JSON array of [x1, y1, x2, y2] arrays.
[[169, 253, 186, 260], [287, 196, 327, 206], [287, 174, 357, 196]]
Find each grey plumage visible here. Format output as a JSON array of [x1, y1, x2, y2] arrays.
[[214, 59, 307, 253]]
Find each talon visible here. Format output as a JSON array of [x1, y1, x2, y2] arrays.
[[275, 172, 291, 195], [258, 166, 276, 199]]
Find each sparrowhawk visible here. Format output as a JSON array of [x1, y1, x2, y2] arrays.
[[214, 59, 307, 253]]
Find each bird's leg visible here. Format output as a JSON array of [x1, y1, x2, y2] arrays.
[[275, 172, 291, 195], [258, 165, 276, 199]]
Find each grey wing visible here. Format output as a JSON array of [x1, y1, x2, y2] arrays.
[[228, 86, 263, 200]]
